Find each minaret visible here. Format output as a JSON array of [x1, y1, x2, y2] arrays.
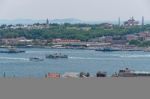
[[131, 16, 134, 26], [46, 18, 49, 28], [118, 17, 121, 27], [142, 16, 144, 26]]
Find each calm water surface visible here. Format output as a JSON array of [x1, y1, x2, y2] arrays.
[[0, 48, 150, 77]]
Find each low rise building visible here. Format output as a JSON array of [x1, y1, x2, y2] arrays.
[[52, 39, 81, 44], [138, 31, 150, 40], [126, 34, 138, 41]]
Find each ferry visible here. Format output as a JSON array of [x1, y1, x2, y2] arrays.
[[0, 48, 25, 53], [114, 68, 150, 77], [46, 53, 68, 59]]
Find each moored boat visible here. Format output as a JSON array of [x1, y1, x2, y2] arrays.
[[45, 73, 61, 78], [96, 71, 107, 77], [62, 72, 80, 78], [114, 68, 150, 77]]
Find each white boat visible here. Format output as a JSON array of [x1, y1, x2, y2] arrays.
[[62, 72, 80, 78], [115, 68, 150, 77]]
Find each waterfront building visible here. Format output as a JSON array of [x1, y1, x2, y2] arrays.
[[138, 31, 150, 40], [112, 40, 127, 45], [0, 37, 33, 46], [52, 39, 81, 44], [126, 34, 138, 41], [104, 36, 113, 43]]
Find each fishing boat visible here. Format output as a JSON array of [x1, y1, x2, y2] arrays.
[[46, 53, 68, 59], [114, 68, 150, 77]]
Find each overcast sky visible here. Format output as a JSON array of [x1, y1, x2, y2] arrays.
[[0, 0, 150, 21]]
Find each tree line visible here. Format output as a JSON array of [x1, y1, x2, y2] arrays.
[[0, 23, 150, 41]]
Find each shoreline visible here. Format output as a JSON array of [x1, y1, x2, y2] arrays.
[[0, 46, 148, 52]]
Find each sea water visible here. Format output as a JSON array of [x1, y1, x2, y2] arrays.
[[0, 48, 150, 78]]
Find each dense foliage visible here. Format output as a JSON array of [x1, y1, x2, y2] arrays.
[[0, 23, 150, 41], [129, 40, 150, 47]]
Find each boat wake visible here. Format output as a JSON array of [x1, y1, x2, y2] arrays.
[[69, 57, 118, 60], [26, 51, 50, 53], [102, 53, 150, 58], [69, 54, 150, 60], [119, 55, 150, 58], [0, 57, 29, 61]]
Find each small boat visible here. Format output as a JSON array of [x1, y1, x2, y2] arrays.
[[0, 48, 25, 53], [96, 71, 107, 77], [45, 73, 61, 78], [114, 68, 150, 77], [29, 57, 44, 62], [62, 72, 80, 78], [79, 72, 90, 78], [46, 53, 68, 59]]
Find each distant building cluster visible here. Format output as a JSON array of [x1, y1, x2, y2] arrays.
[[0, 37, 33, 46], [124, 17, 139, 27], [0, 17, 145, 30], [52, 39, 81, 43], [0, 19, 50, 29], [89, 31, 150, 44], [0, 16, 148, 49]]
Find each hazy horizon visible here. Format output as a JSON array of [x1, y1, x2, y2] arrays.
[[0, 0, 150, 21]]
